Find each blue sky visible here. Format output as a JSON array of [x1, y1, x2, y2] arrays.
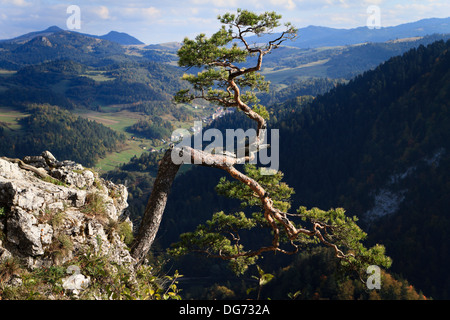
[[1, 0, 449, 44]]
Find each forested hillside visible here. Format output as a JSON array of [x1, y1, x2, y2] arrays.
[[276, 39, 450, 298], [156, 39, 450, 299], [0, 59, 186, 111], [258, 33, 450, 84], [0, 31, 126, 69], [0, 32, 191, 168], [0, 104, 125, 167]]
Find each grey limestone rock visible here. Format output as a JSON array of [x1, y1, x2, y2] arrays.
[[0, 151, 134, 270]]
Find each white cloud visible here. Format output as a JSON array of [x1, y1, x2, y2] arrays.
[[94, 6, 110, 20], [270, 0, 296, 10], [1, 0, 31, 7], [122, 6, 161, 19], [190, 0, 239, 7], [363, 0, 385, 5], [142, 7, 161, 18]]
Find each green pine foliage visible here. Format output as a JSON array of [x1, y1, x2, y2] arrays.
[[170, 164, 391, 279]]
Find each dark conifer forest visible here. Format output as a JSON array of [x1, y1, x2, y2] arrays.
[[158, 39, 450, 299]]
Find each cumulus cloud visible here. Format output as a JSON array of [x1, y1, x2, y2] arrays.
[[270, 0, 296, 10], [1, 0, 31, 7], [363, 0, 385, 5], [122, 6, 161, 19], [190, 0, 239, 7], [94, 6, 110, 20]]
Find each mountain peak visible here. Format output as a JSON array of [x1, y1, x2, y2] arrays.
[[1, 25, 64, 43], [44, 26, 64, 33], [0, 26, 144, 46], [98, 31, 144, 45]]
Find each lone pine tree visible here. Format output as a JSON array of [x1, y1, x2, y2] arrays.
[[130, 9, 391, 281]]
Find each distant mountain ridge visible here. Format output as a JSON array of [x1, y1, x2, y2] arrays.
[[0, 26, 144, 45], [246, 17, 450, 48], [97, 31, 144, 45], [2, 16, 449, 48], [0, 30, 128, 68], [0, 26, 65, 44]]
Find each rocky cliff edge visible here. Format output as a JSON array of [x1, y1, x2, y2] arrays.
[[0, 151, 134, 272]]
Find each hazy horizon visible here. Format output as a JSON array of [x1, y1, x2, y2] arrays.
[[1, 0, 449, 44], [2, 15, 450, 45]]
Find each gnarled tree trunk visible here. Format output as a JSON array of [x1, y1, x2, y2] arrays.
[[131, 147, 181, 265]]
